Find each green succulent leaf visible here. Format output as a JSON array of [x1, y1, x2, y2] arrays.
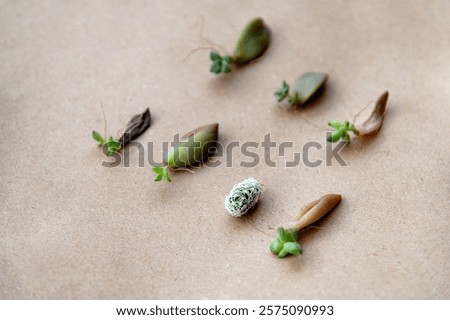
[[292, 72, 328, 105], [234, 17, 270, 64], [221, 63, 232, 73], [346, 122, 356, 132], [327, 130, 342, 142], [152, 167, 163, 174], [270, 239, 283, 254], [152, 166, 171, 183], [107, 147, 116, 156], [210, 61, 222, 74], [101, 137, 121, 156], [342, 132, 351, 142], [283, 242, 302, 255], [223, 55, 233, 64], [274, 80, 290, 102], [165, 123, 219, 169], [328, 121, 341, 129], [210, 51, 221, 61], [271, 227, 303, 258], [277, 249, 289, 258], [92, 130, 104, 146], [277, 227, 288, 242], [285, 229, 299, 242], [162, 167, 171, 182]]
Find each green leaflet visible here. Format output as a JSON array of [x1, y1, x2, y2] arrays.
[[270, 227, 303, 258], [327, 121, 356, 143], [152, 166, 171, 182], [92, 131, 104, 146], [233, 17, 271, 64]]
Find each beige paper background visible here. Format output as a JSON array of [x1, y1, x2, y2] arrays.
[[1, 0, 449, 299]]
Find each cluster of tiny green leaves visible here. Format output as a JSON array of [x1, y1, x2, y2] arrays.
[[327, 121, 356, 142], [152, 166, 171, 183], [92, 131, 122, 156], [210, 51, 233, 74], [270, 227, 303, 258], [274, 81, 302, 106]]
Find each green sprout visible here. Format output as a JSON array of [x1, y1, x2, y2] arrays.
[[270, 227, 303, 258], [92, 130, 121, 156], [210, 51, 233, 74], [274, 80, 303, 106], [152, 166, 171, 183], [274, 80, 290, 101], [92, 130, 105, 146], [327, 121, 357, 143]]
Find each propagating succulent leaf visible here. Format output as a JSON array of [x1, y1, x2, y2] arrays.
[[119, 108, 151, 148], [164, 123, 219, 169], [292, 72, 328, 105], [233, 17, 271, 64], [287, 194, 342, 231], [354, 91, 389, 136]]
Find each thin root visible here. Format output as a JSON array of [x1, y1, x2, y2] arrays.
[[352, 100, 374, 124], [184, 15, 230, 63], [299, 114, 329, 130], [171, 167, 195, 173], [100, 99, 108, 138]]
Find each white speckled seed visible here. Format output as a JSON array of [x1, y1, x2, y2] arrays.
[[224, 177, 262, 217]]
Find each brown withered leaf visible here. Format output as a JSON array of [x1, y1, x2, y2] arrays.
[[119, 108, 151, 148]]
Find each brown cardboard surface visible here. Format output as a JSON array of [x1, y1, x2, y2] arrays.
[[0, 0, 449, 299]]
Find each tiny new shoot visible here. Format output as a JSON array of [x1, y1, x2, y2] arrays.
[[210, 52, 233, 74], [270, 227, 303, 258], [92, 131, 121, 156], [274, 80, 302, 106], [152, 166, 171, 183], [327, 121, 356, 143]]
